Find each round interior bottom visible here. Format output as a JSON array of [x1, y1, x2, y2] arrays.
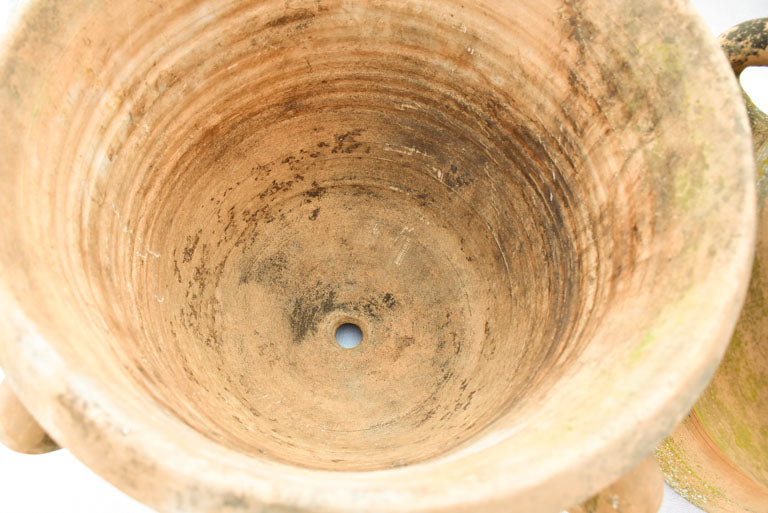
[[132, 110, 567, 471]]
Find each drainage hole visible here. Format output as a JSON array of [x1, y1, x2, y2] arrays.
[[335, 323, 363, 348]]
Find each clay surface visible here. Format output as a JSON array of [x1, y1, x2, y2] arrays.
[[570, 457, 663, 513], [0, 1, 757, 513], [658, 18, 768, 513], [0, 381, 58, 454]]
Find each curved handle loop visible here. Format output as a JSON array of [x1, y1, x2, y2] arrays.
[[718, 18, 768, 149], [719, 18, 768, 75], [0, 379, 58, 454]]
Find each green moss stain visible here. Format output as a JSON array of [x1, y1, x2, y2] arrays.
[[642, 128, 710, 218], [756, 141, 768, 203], [693, 302, 768, 481], [672, 160, 704, 212], [583, 495, 599, 513], [630, 329, 656, 364], [650, 40, 685, 84], [626, 283, 703, 368], [744, 255, 766, 313], [733, 421, 756, 452], [8, 85, 21, 103], [633, 37, 727, 217], [657, 438, 726, 506]]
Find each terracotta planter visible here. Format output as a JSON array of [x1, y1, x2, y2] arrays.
[[0, 1, 756, 512], [657, 18, 768, 513]]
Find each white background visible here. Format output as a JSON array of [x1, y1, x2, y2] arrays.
[[0, 1, 766, 512]]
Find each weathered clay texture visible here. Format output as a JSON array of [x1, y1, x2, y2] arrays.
[[570, 457, 664, 513], [0, 381, 59, 454], [657, 17, 768, 513], [0, 1, 757, 513]]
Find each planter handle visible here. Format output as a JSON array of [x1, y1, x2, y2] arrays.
[[568, 456, 664, 513], [719, 18, 768, 155], [720, 18, 768, 75], [0, 379, 58, 454]]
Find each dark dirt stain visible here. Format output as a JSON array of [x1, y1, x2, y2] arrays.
[[182, 230, 202, 263], [56, 391, 100, 443], [221, 206, 237, 239], [239, 251, 289, 285], [258, 178, 295, 199], [288, 282, 340, 343], [415, 407, 438, 427], [249, 163, 271, 178], [264, 9, 315, 29], [330, 129, 364, 154], [450, 331, 462, 355], [309, 208, 320, 220], [391, 335, 414, 361], [383, 292, 396, 308], [351, 293, 398, 320], [358, 298, 381, 318], [155, 70, 179, 93], [463, 390, 476, 411], [568, 69, 580, 90], [221, 493, 249, 509], [304, 181, 326, 199], [564, 8, 598, 52], [443, 163, 474, 188], [173, 256, 183, 284], [286, 285, 397, 344], [192, 244, 210, 294]]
